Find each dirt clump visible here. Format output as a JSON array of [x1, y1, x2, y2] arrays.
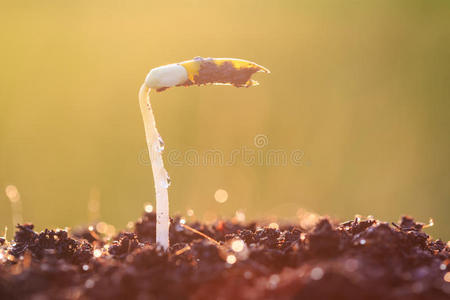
[[0, 213, 448, 300]]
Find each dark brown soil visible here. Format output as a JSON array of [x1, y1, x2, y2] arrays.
[[0, 213, 449, 300], [178, 57, 260, 89]]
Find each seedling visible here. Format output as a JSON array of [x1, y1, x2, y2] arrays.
[[139, 57, 269, 250]]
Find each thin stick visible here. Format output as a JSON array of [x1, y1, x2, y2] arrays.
[[423, 218, 434, 229], [181, 223, 220, 246], [139, 84, 170, 250], [174, 245, 191, 256]]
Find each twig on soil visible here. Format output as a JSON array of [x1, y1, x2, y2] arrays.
[[181, 223, 221, 247]]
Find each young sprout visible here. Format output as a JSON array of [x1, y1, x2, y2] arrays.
[[139, 57, 269, 250]]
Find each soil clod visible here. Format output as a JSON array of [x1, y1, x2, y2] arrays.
[[0, 213, 448, 299]]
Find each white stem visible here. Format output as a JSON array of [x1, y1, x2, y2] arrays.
[[139, 83, 170, 250]]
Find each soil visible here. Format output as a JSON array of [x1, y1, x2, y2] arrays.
[[177, 57, 260, 89], [0, 213, 449, 300]]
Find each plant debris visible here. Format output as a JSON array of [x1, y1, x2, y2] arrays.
[[0, 214, 448, 299]]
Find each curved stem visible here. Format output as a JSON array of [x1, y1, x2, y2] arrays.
[[139, 83, 170, 250]]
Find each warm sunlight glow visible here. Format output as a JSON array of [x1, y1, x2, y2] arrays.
[[214, 189, 228, 204]]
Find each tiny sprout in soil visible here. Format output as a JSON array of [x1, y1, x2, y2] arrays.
[[139, 57, 269, 250], [0, 57, 448, 300]]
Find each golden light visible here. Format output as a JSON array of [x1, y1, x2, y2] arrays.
[[226, 254, 237, 264], [93, 249, 102, 258], [235, 210, 246, 223], [144, 203, 153, 213], [126, 221, 134, 229], [105, 224, 116, 237], [95, 222, 107, 234], [231, 239, 245, 252], [214, 189, 228, 203], [5, 185, 19, 202], [268, 222, 279, 230], [300, 233, 306, 241]]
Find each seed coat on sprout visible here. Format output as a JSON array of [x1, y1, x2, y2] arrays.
[[139, 57, 269, 250]]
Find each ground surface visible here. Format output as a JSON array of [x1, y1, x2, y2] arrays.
[[0, 213, 449, 300]]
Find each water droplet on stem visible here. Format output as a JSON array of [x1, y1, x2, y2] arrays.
[[157, 136, 165, 152], [162, 175, 171, 188]]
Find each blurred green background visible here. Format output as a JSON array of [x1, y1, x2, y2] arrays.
[[1, 1, 449, 239]]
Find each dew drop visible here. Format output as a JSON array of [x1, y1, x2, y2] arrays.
[[163, 175, 171, 188], [157, 136, 165, 153]]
